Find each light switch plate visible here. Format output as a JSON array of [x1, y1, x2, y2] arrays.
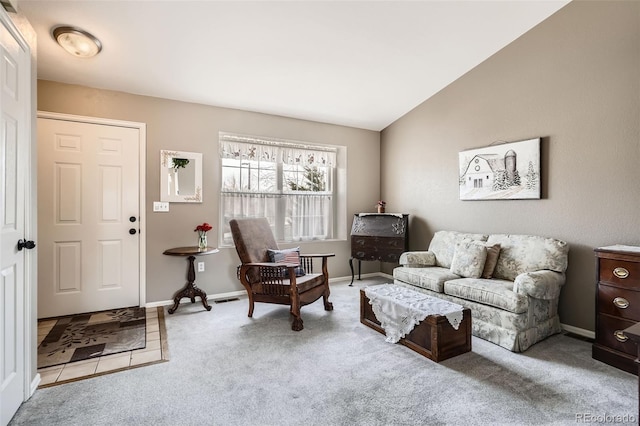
[[153, 201, 169, 212]]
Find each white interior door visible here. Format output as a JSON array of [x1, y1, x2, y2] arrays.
[[38, 118, 141, 318], [0, 11, 30, 426]]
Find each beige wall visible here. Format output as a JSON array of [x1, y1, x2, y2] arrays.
[[380, 1, 640, 333], [37, 82, 380, 303], [35, 1, 638, 333]]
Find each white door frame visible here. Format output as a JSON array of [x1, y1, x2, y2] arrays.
[[36, 111, 147, 308]]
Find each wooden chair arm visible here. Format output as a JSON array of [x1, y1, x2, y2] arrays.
[[300, 253, 336, 258], [298, 253, 334, 275]]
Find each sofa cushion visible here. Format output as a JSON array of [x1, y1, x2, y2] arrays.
[[428, 230, 488, 269], [444, 278, 529, 314], [450, 241, 487, 278], [481, 243, 501, 279], [392, 266, 460, 293], [486, 234, 569, 281]]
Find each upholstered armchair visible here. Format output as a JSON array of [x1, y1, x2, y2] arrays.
[[230, 218, 334, 331]]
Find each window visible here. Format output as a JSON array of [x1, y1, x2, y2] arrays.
[[220, 132, 337, 246]]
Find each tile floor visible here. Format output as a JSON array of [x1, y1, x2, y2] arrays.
[[37, 307, 168, 387]]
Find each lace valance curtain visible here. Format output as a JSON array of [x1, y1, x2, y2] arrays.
[[219, 132, 337, 166]]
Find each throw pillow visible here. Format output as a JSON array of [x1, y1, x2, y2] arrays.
[[450, 240, 488, 278], [481, 243, 501, 279], [267, 247, 306, 277]]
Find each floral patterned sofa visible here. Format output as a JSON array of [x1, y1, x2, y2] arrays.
[[392, 230, 569, 352]]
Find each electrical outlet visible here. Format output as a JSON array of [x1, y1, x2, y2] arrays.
[[153, 201, 169, 212], [198, 262, 205, 272]]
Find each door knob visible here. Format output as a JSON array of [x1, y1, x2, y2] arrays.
[[17, 239, 36, 251], [129, 216, 137, 222], [129, 228, 137, 235]]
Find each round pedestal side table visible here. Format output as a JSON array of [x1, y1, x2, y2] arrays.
[[163, 246, 219, 314]]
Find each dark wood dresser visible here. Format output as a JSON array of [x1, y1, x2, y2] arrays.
[[622, 322, 640, 418], [593, 245, 640, 375], [349, 213, 409, 285]]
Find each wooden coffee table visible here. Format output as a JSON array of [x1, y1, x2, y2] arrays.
[[360, 289, 471, 362]]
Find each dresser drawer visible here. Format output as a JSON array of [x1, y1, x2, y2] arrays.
[[596, 314, 637, 356], [599, 258, 640, 289], [597, 284, 640, 321], [351, 237, 405, 262]]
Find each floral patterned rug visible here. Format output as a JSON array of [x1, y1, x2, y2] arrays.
[[38, 307, 146, 368]]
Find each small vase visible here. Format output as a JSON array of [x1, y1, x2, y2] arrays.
[[198, 233, 207, 251], [377, 206, 385, 214]]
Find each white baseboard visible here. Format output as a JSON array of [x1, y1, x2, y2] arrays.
[[561, 323, 595, 339], [145, 272, 394, 308], [144, 290, 246, 308], [29, 373, 41, 398]]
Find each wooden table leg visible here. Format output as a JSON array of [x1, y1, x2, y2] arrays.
[[168, 255, 212, 314]]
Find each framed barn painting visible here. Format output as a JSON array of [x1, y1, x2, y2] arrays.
[[459, 138, 540, 200]]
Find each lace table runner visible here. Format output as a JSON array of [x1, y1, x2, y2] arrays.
[[364, 284, 465, 343]]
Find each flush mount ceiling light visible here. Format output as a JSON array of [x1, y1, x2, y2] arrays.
[[52, 26, 102, 58]]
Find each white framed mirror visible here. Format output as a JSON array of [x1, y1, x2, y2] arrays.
[[160, 150, 203, 203]]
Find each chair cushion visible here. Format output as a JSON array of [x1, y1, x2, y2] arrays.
[[230, 218, 278, 264], [292, 273, 325, 293], [231, 218, 280, 284]]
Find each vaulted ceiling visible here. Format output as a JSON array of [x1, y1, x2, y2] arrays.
[[19, 1, 570, 131]]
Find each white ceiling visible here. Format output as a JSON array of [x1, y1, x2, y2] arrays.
[[18, 0, 571, 131]]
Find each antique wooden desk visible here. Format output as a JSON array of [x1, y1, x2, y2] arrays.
[[163, 246, 219, 314], [349, 213, 409, 285]]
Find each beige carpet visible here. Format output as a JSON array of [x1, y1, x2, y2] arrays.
[[13, 280, 637, 425]]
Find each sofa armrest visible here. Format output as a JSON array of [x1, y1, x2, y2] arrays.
[[399, 251, 436, 267], [513, 270, 566, 300]]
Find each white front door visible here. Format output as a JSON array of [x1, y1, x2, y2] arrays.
[[37, 118, 141, 318], [0, 10, 30, 426]]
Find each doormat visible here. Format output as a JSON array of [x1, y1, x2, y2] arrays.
[[38, 307, 146, 369]]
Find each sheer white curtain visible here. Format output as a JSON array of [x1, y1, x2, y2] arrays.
[[221, 193, 278, 245], [285, 194, 332, 241]]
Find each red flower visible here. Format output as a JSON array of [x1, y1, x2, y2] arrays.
[[194, 222, 212, 232]]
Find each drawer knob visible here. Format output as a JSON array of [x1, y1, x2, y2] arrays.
[[613, 267, 629, 279], [614, 330, 628, 343], [613, 297, 630, 309]]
